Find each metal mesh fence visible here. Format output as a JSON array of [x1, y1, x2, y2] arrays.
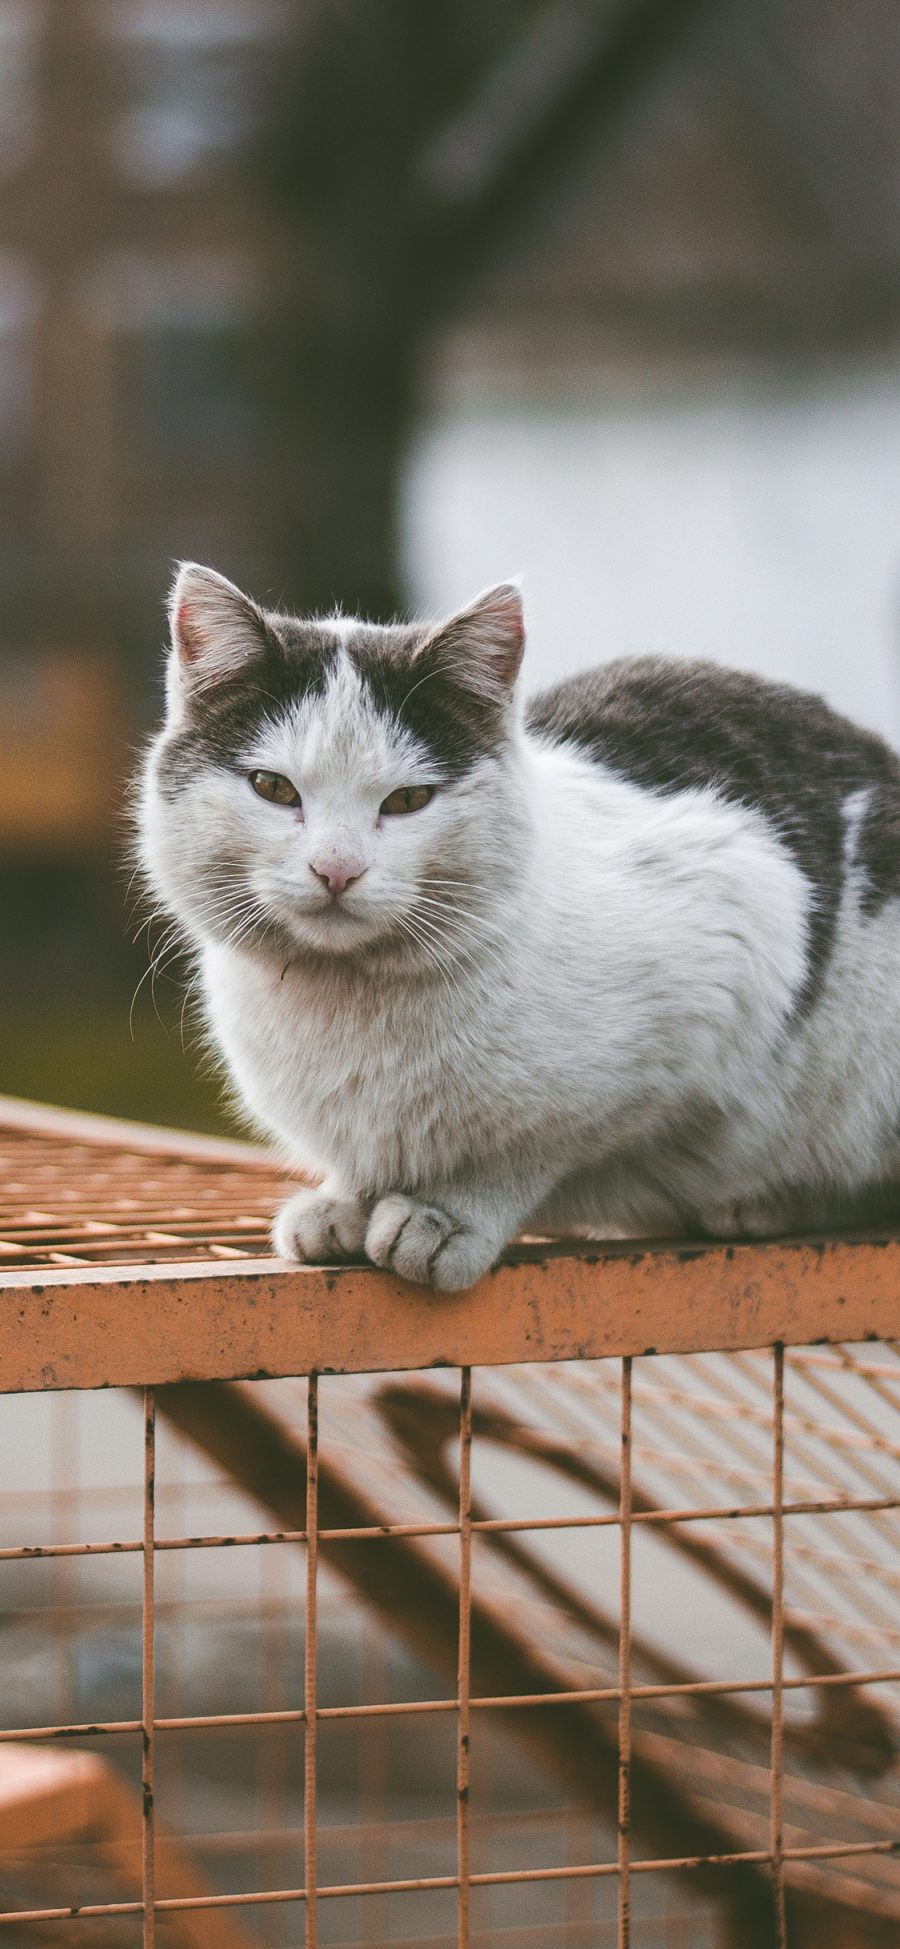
[[0, 1102, 897, 1947]]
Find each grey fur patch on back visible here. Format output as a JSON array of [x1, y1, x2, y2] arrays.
[[527, 656, 900, 1012], [856, 785, 900, 914]]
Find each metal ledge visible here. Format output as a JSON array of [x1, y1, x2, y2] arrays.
[[2, 1098, 899, 1391], [2, 1232, 899, 1393]]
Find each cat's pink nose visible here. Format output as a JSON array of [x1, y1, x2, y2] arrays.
[[309, 860, 366, 897]]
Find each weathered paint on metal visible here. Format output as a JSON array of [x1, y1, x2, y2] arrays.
[[0, 1230, 899, 1393]]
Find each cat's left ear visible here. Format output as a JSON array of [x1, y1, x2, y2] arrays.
[[165, 562, 269, 720], [420, 583, 525, 703]]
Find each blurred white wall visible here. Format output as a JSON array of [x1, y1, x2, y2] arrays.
[[403, 358, 900, 745]]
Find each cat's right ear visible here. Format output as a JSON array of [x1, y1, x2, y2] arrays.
[[165, 563, 268, 720]]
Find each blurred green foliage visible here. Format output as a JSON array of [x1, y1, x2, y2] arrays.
[[1, 1006, 238, 1136]]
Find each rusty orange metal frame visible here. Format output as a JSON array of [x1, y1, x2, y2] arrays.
[[1, 1098, 899, 1949], [0, 1093, 278, 1166], [0, 1233, 898, 1394], [3, 1092, 900, 1395]]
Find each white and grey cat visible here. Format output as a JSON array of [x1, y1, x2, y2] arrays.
[[139, 561, 900, 1288]]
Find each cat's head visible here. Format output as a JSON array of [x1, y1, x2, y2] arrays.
[[139, 564, 528, 964]]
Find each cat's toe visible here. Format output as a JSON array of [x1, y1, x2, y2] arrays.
[[272, 1188, 368, 1263], [365, 1196, 493, 1291]]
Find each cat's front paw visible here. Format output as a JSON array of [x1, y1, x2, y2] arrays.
[[272, 1187, 369, 1264], [365, 1194, 495, 1292]]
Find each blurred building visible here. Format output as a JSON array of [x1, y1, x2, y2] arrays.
[[2, 0, 900, 1020], [0, 0, 291, 871], [404, 0, 900, 737]]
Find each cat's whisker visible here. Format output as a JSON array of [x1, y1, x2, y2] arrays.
[[408, 916, 500, 982], [131, 908, 165, 946], [394, 917, 470, 1011], [413, 889, 497, 915], [192, 891, 270, 946], [223, 913, 267, 955], [132, 891, 267, 1040], [392, 661, 448, 717], [412, 882, 500, 915], [410, 902, 503, 955], [416, 881, 495, 903], [418, 877, 494, 890], [198, 890, 256, 924], [128, 958, 161, 1040], [397, 906, 488, 1004], [139, 917, 182, 973], [130, 927, 183, 1040], [413, 891, 505, 940], [409, 901, 507, 973], [179, 978, 199, 1054], [393, 902, 463, 976], [123, 859, 153, 918], [149, 935, 190, 998], [412, 893, 504, 939]]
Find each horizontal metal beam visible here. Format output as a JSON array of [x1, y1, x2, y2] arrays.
[[1, 1230, 899, 1392], [0, 1094, 276, 1166]]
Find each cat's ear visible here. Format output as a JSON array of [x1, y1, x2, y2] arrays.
[[419, 583, 525, 703], [166, 563, 268, 715]]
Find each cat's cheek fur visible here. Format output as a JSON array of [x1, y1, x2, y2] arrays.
[[138, 744, 259, 941]]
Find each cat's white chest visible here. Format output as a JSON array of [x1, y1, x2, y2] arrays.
[[202, 945, 490, 1191]]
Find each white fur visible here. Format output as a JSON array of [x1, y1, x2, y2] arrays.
[[140, 590, 900, 1289]]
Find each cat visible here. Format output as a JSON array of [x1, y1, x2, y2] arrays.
[[138, 561, 900, 1288]]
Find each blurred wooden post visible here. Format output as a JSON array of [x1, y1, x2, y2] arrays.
[[257, 0, 716, 620], [0, 1745, 254, 1949]]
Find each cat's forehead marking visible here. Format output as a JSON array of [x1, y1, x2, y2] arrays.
[[261, 649, 426, 787], [158, 607, 501, 794], [270, 614, 497, 780], [348, 627, 502, 779], [328, 614, 364, 646]]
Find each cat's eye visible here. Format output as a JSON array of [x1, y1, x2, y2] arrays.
[[380, 785, 434, 817], [249, 770, 301, 808]]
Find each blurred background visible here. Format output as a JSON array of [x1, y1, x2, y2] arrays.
[[2, 0, 900, 1134], [2, 15, 900, 1942]]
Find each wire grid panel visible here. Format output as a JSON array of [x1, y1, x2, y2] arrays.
[[0, 1107, 898, 1946], [0, 1356, 897, 1944], [0, 1116, 289, 1268]]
